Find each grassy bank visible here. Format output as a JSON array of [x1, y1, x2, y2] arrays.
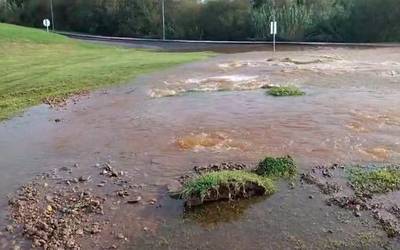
[[0, 23, 211, 121]]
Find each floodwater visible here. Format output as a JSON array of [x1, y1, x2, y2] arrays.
[[1, 46, 400, 249]]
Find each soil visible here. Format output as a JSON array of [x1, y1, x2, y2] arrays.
[[301, 164, 400, 238], [184, 182, 268, 207], [5, 163, 141, 249]]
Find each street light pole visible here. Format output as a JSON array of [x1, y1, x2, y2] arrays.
[[272, 0, 276, 52], [50, 0, 55, 31], [161, 0, 165, 40]]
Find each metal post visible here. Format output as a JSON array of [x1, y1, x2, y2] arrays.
[[273, 17, 276, 53], [162, 0, 165, 40], [272, 0, 276, 53], [50, 0, 55, 31]]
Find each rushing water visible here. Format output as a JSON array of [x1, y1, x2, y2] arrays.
[[1, 47, 400, 249]]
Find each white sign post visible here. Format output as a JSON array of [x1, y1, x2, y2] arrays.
[[270, 21, 277, 52], [43, 19, 51, 32]]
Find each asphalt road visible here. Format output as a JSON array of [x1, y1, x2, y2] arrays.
[[58, 31, 400, 53]]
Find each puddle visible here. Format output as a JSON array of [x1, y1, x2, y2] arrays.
[[1, 47, 400, 249]]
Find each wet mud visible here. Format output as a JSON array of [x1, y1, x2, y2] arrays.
[[301, 164, 400, 238], [1, 46, 400, 249]]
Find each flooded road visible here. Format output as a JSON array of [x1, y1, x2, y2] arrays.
[[1, 47, 400, 249]]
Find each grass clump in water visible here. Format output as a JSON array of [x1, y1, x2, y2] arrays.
[[255, 155, 297, 177], [347, 166, 400, 194], [267, 85, 305, 97], [180, 170, 275, 201]]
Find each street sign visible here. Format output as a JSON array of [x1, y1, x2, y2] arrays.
[[270, 21, 277, 35], [43, 19, 51, 32], [270, 21, 277, 52]]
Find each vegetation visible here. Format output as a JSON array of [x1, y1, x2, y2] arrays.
[[252, 0, 313, 41], [267, 86, 305, 97], [255, 155, 297, 177], [180, 170, 275, 200], [2, 0, 400, 42], [347, 166, 400, 194], [0, 23, 210, 120]]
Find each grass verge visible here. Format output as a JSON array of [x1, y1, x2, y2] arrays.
[[347, 166, 400, 194], [267, 85, 305, 97], [0, 23, 211, 121], [255, 155, 297, 177]]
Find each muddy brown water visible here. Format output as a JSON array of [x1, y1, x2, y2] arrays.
[[1, 47, 400, 249]]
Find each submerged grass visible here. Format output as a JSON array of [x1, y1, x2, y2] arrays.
[[347, 166, 400, 194], [0, 23, 211, 121], [180, 170, 275, 200], [267, 85, 305, 97], [255, 155, 297, 177]]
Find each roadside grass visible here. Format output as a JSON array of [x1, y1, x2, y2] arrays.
[[255, 155, 297, 177], [180, 170, 275, 200], [0, 23, 211, 121], [267, 85, 305, 97], [347, 166, 400, 194]]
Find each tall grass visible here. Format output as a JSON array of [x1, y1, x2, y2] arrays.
[[251, 0, 313, 41]]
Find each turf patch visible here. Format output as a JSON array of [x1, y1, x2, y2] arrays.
[[267, 85, 305, 97], [180, 170, 275, 207]]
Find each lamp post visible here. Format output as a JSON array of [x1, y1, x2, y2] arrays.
[[161, 0, 165, 40], [272, 0, 276, 52], [50, 0, 55, 31]]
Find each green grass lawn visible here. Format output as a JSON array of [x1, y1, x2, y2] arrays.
[[0, 23, 211, 121]]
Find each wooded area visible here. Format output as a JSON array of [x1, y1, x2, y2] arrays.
[[1, 0, 400, 42]]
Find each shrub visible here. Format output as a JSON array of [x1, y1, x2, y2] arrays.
[[255, 155, 297, 177]]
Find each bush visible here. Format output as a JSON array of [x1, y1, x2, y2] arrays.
[[199, 0, 252, 40], [255, 155, 297, 177]]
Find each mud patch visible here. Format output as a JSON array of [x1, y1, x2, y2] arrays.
[[43, 90, 89, 108], [4, 163, 143, 249], [301, 164, 400, 238]]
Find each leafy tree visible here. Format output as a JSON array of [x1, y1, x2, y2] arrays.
[[200, 0, 251, 40]]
